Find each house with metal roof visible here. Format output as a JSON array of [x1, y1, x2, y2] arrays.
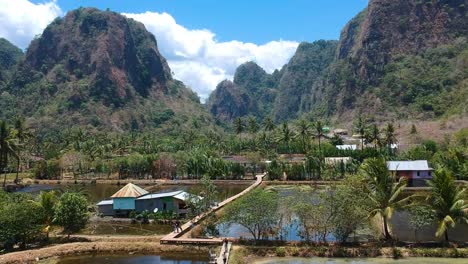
[[96, 183, 197, 217], [387, 160, 433, 187], [135, 191, 196, 215]]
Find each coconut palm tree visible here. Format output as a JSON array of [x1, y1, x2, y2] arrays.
[[355, 116, 367, 150], [277, 122, 293, 154], [366, 124, 381, 149], [295, 119, 311, 153], [427, 168, 467, 242], [247, 116, 259, 135], [234, 118, 244, 136], [312, 121, 327, 153], [1, 121, 19, 187], [384, 123, 397, 153], [13, 117, 32, 183], [262, 116, 275, 132], [361, 158, 410, 240]]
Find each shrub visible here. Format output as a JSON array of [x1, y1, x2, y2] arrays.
[[275, 247, 286, 257]]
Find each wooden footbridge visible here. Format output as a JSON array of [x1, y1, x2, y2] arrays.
[[160, 173, 265, 245]]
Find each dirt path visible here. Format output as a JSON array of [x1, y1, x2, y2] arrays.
[[0, 235, 210, 264]]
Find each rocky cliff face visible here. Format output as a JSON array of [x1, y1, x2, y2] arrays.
[[0, 38, 23, 89], [272, 40, 337, 121], [1, 8, 211, 135], [12, 8, 172, 107], [207, 61, 280, 121], [337, 0, 468, 84]]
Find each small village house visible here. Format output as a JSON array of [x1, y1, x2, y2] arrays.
[[387, 160, 433, 187], [110, 183, 149, 217], [97, 183, 196, 217]]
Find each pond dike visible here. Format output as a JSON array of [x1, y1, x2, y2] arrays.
[[160, 173, 266, 245]]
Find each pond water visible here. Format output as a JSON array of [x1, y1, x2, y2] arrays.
[[254, 257, 468, 264], [216, 185, 468, 243], [17, 183, 248, 204], [57, 254, 209, 264]]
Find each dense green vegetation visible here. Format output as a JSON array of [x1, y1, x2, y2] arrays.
[[0, 190, 88, 251]]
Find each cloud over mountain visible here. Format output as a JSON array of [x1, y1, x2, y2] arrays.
[[123, 11, 299, 101], [0, 0, 62, 49]]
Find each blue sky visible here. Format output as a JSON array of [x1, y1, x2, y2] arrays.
[[44, 0, 367, 44], [4, 0, 368, 100]]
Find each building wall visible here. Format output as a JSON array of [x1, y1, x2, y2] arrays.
[[113, 197, 136, 210], [135, 198, 185, 214], [98, 204, 114, 216]]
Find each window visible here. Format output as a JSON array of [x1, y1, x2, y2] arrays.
[[417, 171, 420, 176]]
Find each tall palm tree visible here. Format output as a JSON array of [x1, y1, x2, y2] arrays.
[[384, 123, 397, 153], [312, 121, 327, 153], [1, 121, 19, 187], [277, 122, 293, 154], [262, 117, 275, 132], [361, 158, 410, 240], [234, 118, 244, 136], [247, 116, 259, 136], [13, 117, 32, 183], [295, 119, 311, 153], [355, 116, 367, 150], [427, 168, 467, 242], [366, 124, 381, 149]]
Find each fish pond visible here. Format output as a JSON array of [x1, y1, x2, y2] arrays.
[[56, 253, 209, 264], [254, 257, 468, 264], [215, 185, 468, 243]]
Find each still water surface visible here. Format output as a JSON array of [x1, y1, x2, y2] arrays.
[[255, 257, 468, 264], [57, 254, 209, 264]]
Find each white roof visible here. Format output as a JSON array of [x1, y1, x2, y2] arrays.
[[336, 145, 357, 150], [96, 199, 113, 206], [137, 191, 197, 202], [387, 160, 431, 171]]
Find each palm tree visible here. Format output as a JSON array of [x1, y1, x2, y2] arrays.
[[37, 191, 57, 239], [312, 121, 327, 153], [366, 124, 381, 149], [295, 119, 311, 153], [277, 122, 293, 154], [384, 123, 397, 153], [234, 118, 244, 136], [13, 117, 32, 183], [247, 116, 259, 135], [1, 121, 19, 187], [262, 117, 275, 132], [361, 158, 410, 240], [427, 168, 467, 242], [355, 116, 367, 150]]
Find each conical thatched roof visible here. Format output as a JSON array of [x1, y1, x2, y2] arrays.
[[111, 183, 149, 198]]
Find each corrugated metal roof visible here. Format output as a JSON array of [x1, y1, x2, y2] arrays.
[[137, 190, 198, 202], [387, 160, 431, 171], [96, 199, 113, 206], [110, 183, 149, 198], [336, 145, 357, 150]]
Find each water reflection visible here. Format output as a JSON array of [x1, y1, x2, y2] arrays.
[[255, 257, 468, 264], [57, 254, 209, 264]]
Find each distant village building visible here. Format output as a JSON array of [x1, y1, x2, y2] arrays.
[[336, 144, 357, 151], [324, 157, 352, 165], [278, 154, 307, 164], [387, 160, 433, 187], [333, 129, 348, 135], [97, 183, 196, 217]]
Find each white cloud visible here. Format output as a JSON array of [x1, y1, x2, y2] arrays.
[[124, 12, 299, 101], [0, 0, 62, 49]]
